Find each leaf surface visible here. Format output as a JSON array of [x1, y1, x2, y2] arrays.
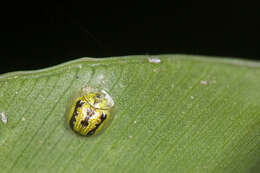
[[0, 55, 259, 173]]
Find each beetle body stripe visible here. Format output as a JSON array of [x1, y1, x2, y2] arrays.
[[69, 99, 84, 130]]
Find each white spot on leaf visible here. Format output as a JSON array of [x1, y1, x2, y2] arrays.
[[148, 58, 161, 64], [1, 112, 7, 124], [200, 80, 208, 85]]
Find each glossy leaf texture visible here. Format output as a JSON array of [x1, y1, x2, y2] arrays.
[[0, 55, 260, 173]]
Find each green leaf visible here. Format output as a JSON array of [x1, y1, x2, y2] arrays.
[[0, 55, 260, 173]]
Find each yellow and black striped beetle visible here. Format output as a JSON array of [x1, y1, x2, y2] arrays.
[[67, 89, 114, 136]]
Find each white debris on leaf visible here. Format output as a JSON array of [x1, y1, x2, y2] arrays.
[[21, 117, 26, 121], [1, 112, 7, 124], [200, 80, 209, 85], [148, 57, 161, 64]]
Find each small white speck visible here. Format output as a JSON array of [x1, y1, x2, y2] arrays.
[[148, 58, 161, 64], [128, 135, 133, 139], [14, 76, 18, 79], [190, 96, 194, 99], [21, 117, 25, 121], [200, 80, 208, 85], [134, 120, 137, 124], [1, 112, 7, 124], [78, 64, 82, 69], [15, 91, 18, 94]]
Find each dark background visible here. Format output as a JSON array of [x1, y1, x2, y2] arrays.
[[0, 2, 259, 74]]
